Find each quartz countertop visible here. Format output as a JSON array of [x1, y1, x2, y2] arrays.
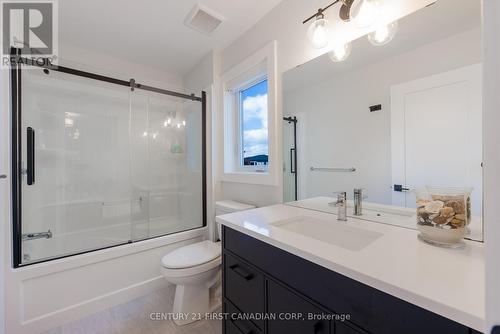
[[216, 204, 485, 332]]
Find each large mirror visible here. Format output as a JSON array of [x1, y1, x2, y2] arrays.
[[282, 0, 483, 241]]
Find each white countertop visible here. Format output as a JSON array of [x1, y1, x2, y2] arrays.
[[216, 204, 485, 332]]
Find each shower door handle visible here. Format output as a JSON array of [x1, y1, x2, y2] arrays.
[[27, 127, 35, 185]]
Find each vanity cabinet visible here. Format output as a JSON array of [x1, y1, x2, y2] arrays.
[[222, 226, 480, 334]]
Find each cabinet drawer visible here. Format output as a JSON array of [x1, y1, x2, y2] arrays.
[[224, 300, 262, 334], [267, 279, 331, 334], [224, 253, 265, 329]]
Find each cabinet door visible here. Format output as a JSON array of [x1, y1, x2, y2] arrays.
[[372, 291, 470, 334], [224, 301, 262, 334], [224, 253, 265, 329], [267, 280, 330, 334]]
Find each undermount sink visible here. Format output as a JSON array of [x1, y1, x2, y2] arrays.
[[270, 216, 383, 251]]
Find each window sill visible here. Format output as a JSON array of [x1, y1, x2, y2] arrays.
[[221, 171, 276, 186]]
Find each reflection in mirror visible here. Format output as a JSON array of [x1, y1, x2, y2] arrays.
[[282, 0, 483, 241]]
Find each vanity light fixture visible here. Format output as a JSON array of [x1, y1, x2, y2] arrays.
[[306, 10, 330, 49], [303, 0, 397, 62], [328, 42, 352, 62], [303, 0, 379, 45], [368, 20, 398, 46]]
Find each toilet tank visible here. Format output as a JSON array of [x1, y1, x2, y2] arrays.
[[215, 200, 255, 239]]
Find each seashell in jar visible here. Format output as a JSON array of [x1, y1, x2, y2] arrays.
[[417, 199, 431, 207], [429, 213, 439, 220], [454, 214, 466, 221], [432, 194, 463, 202], [450, 218, 466, 228], [433, 216, 452, 225], [445, 200, 465, 214], [439, 207, 455, 218], [424, 201, 444, 213]]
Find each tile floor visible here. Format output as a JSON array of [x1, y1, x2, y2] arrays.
[[43, 286, 222, 334]]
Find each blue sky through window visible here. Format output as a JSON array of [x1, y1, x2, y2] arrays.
[[240, 79, 268, 165]]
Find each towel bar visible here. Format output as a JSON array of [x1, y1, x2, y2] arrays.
[[309, 166, 356, 172]]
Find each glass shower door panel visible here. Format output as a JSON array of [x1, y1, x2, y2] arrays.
[[146, 94, 203, 238], [20, 68, 133, 264]]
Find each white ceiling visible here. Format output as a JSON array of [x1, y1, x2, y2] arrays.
[[284, 0, 481, 93], [58, 0, 283, 76]]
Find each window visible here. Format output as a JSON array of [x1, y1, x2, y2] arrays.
[[221, 41, 277, 185], [239, 79, 268, 168]]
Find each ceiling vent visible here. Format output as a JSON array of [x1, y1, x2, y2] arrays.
[[184, 4, 226, 35]]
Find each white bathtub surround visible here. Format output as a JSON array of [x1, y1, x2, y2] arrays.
[[42, 285, 221, 334], [5, 228, 206, 334], [216, 204, 485, 332]]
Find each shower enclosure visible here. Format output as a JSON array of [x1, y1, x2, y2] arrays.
[[10, 48, 206, 267]]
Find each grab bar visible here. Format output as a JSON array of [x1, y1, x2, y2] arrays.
[[310, 166, 356, 172]]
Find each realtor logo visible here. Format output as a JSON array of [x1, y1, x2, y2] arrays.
[[1, 0, 57, 57]]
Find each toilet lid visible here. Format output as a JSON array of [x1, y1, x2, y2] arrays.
[[161, 240, 221, 269]]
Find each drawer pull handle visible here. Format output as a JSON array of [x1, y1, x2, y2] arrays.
[[229, 264, 254, 281], [313, 321, 323, 333], [231, 318, 253, 334]]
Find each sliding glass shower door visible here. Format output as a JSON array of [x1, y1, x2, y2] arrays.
[[21, 68, 134, 264], [13, 60, 205, 267], [129, 92, 204, 241]]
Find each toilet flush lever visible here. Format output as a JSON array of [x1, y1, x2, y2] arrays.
[[0, 174, 6, 179]]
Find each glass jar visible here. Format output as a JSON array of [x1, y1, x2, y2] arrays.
[[416, 186, 472, 248]]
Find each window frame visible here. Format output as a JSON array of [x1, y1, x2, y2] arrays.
[[221, 41, 278, 186]]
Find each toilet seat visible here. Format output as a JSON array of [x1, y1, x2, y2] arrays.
[[161, 240, 221, 277], [162, 256, 221, 278], [162, 240, 221, 269]]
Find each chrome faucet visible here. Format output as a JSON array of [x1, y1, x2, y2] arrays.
[[330, 192, 347, 221], [353, 188, 365, 216], [22, 230, 53, 241]]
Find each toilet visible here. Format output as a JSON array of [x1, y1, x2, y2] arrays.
[[161, 200, 255, 325]]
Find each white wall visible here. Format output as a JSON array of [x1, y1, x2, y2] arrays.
[[58, 44, 184, 92], [284, 28, 481, 204], [183, 51, 217, 241], [0, 45, 208, 334], [216, 0, 436, 207], [483, 1, 500, 332]]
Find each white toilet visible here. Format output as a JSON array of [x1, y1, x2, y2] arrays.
[[161, 200, 255, 325]]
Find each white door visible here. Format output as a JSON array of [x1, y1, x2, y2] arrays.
[[391, 64, 482, 214]]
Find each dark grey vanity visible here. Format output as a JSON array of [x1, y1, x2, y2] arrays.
[[222, 226, 482, 334]]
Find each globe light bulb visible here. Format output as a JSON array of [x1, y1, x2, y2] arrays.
[[350, 0, 379, 28], [328, 42, 352, 62], [368, 21, 398, 46], [307, 16, 330, 49]]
